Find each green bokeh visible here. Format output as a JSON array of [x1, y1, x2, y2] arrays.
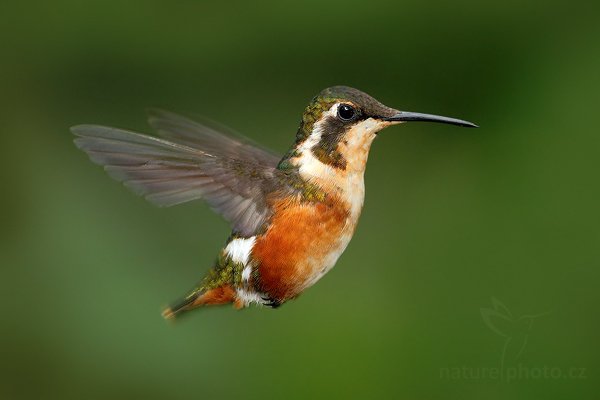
[[1, 1, 599, 399]]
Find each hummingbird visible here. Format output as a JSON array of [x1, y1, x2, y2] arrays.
[[72, 86, 477, 319]]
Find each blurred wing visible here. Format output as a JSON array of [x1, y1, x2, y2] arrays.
[[72, 124, 281, 236], [147, 108, 281, 168]]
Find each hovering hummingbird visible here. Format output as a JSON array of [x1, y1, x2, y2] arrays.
[[73, 86, 477, 319]]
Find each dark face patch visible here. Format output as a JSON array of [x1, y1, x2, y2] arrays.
[[278, 86, 397, 171], [311, 105, 362, 169]]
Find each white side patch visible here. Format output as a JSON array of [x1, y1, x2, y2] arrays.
[[241, 265, 252, 282], [224, 236, 256, 266], [236, 288, 266, 307]]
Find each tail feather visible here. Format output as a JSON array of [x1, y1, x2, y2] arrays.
[[161, 285, 239, 320], [162, 291, 202, 320]]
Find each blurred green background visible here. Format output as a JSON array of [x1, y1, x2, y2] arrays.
[[1, 0, 599, 399]]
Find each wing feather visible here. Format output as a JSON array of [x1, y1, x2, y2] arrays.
[[147, 109, 281, 167], [72, 120, 285, 236]]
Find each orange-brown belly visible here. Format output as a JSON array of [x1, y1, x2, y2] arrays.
[[251, 197, 354, 301]]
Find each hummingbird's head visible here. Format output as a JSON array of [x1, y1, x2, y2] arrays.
[[284, 85, 476, 174]]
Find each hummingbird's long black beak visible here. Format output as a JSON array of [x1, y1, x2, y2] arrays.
[[383, 111, 478, 128]]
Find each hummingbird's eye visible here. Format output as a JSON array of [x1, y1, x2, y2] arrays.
[[337, 104, 356, 121]]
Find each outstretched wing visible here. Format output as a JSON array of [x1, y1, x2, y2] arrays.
[[147, 108, 281, 168], [72, 120, 284, 237]]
